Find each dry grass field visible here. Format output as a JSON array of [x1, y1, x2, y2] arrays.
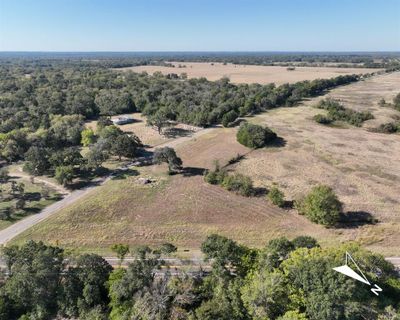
[[234, 71, 400, 255], [12, 133, 335, 255], [12, 72, 400, 256], [119, 62, 380, 85]]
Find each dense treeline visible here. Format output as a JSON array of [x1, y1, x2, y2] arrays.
[[2, 52, 399, 69], [0, 63, 362, 129], [0, 59, 363, 169], [166, 53, 400, 70], [0, 237, 399, 319]]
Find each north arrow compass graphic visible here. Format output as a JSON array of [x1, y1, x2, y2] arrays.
[[333, 252, 382, 296]]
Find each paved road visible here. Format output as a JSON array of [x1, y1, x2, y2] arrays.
[[0, 176, 109, 245], [104, 256, 399, 270], [386, 257, 400, 269], [0, 255, 397, 275], [0, 127, 218, 245]]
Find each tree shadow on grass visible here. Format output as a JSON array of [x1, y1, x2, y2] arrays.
[[181, 167, 206, 177], [282, 200, 294, 209], [229, 118, 246, 127], [23, 192, 42, 202], [225, 154, 246, 167], [5, 207, 42, 222], [337, 211, 378, 229], [68, 178, 104, 190], [163, 128, 192, 138], [111, 168, 139, 180], [134, 151, 155, 166], [67, 168, 109, 190], [21, 207, 42, 215], [268, 136, 287, 148], [252, 187, 268, 197]]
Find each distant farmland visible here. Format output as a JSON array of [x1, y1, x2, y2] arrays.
[[117, 62, 381, 85]]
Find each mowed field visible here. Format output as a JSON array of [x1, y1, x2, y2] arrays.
[[11, 129, 335, 255], [12, 72, 400, 256], [118, 62, 380, 85]]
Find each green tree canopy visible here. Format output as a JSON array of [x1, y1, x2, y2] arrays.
[[236, 122, 277, 148], [297, 185, 342, 226], [153, 147, 183, 174]]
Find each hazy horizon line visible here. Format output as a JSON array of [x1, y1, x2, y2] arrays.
[[1, 50, 400, 53]]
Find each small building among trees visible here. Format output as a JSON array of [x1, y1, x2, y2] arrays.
[[111, 116, 134, 125]]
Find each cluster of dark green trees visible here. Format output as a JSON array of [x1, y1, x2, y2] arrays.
[[314, 98, 374, 127], [153, 147, 183, 174], [4, 52, 399, 69], [2, 117, 142, 186], [236, 123, 278, 148], [1, 236, 399, 320], [0, 60, 361, 155], [0, 58, 367, 188]]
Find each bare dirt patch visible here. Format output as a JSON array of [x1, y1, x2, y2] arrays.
[[118, 62, 380, 85]]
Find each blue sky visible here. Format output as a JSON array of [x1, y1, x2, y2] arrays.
[[0, 0, 399, 51]]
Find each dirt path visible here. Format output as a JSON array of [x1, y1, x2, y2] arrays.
[[0, 127, 218, 246], [0, 175, 110, 245], [10, 168, 69, 195]]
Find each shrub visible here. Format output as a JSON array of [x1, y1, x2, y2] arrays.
[[374, 122, 400, 134], [159, 243, 177, 254], [0, 208, 12, 220], [221, 110, 239, 127], [15, 199, 26, 210], [227, 153, 245, 165], [268, 186, 285, 207], [204, 161, 226, 185], [236, 123, 277, 148], [313, 114, 333, 125], [80, 128, 96, 147], [393, 93, 400, 111], [316, 98, 374, 127], [297, 185, 342, 226], [110, 243, 129, 264], [0, 167, 9, 183], [221, 173, 253, 196], [204, 169, 226, 185], [378, 98, 386, 107], [292, 236, 319, 249], [55, 165, 74, 186]]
